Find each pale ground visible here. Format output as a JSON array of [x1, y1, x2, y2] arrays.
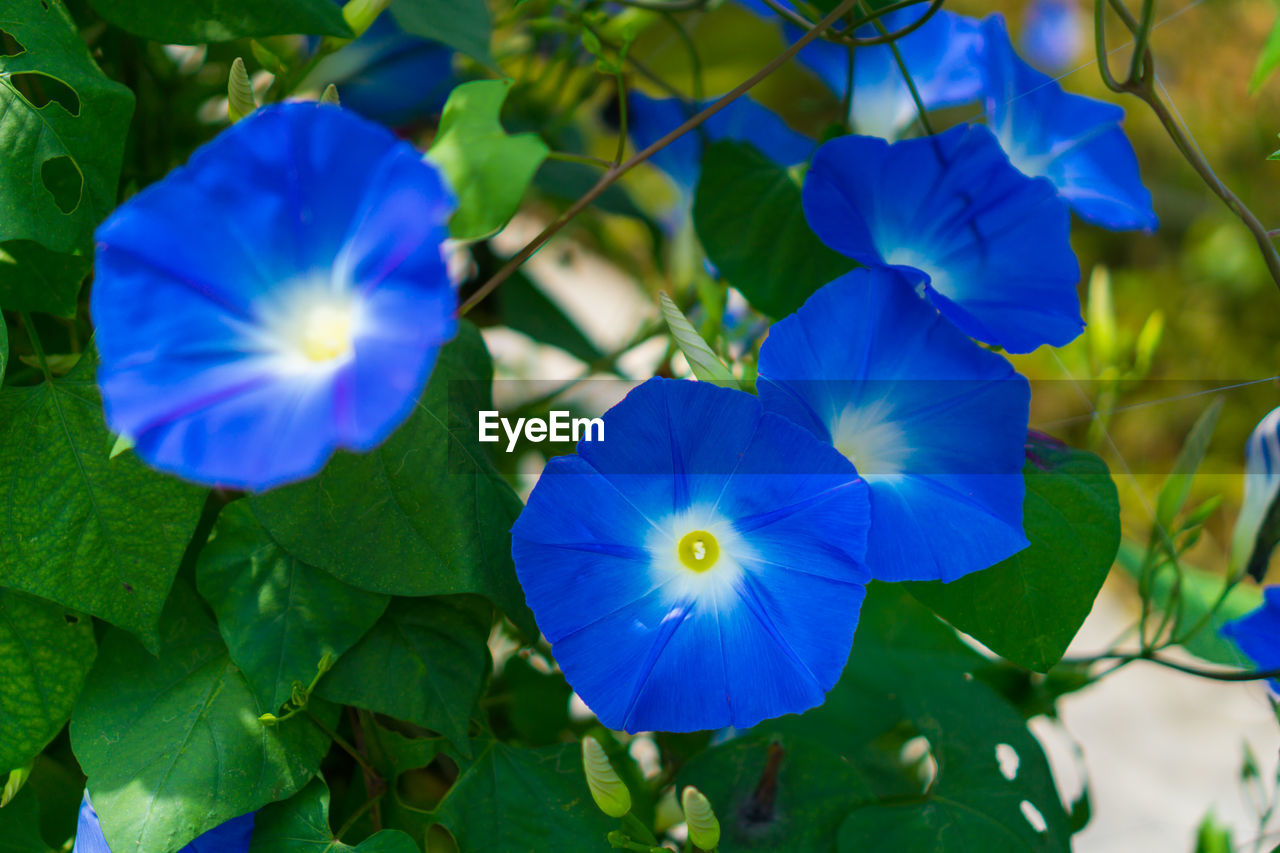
[[486, 221, 1280, 852]]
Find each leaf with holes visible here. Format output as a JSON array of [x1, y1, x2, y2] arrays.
[[0, 352, 206, 648], [86, 0, 351, 43], [908, 438, 1120, 672], [391, 0, 494, 67], [0, 589, 96, 774], [70, 583, 335, 853], [426, 80, 549, 240], [196, 502, 391, 713], [250, 323, 534, 636], [694, 140, 854, 318], [315, 596, 491, 754], [0, 0, 135, 254], [250, 778, 420, 853]]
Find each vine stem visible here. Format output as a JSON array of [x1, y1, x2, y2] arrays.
[[1065, 651, 1280, 682], [459, 0, 862, 316]]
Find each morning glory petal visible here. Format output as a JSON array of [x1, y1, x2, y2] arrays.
[[981, 14, 1157, 231], [1222, 586, 1280, 690], [93, 103, 457, 490], [627, 91, 814, 195], [788, 8, 984, 140], [758, 268, 1030, 582], [1019, 0, 1086, 72], [512, 378, 869, 732], [802, 123, 1082, 352], [74, 792, 255, 853]]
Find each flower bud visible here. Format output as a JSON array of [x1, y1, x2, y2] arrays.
[[682, 786, 720, 851], [342, 0, 393, 38], [227, 57, 257, 123], [582, 736, 631, 818]]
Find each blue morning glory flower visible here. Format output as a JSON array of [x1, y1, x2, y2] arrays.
[[1019, 0, 1085, 72], [786, 8, 984, 140], [1222, 587, 1280, 688], [511, 377, 871, 733], [627, 91, 814, 196], [1231, 406, 1280, 580], [74, 792, 255, 853], [92, 103, 456, 491], [981, 15, 1157, 232], [802, 123, 1082, 353], [308, 13, 458, 127], [758, 268, 1030, 582]]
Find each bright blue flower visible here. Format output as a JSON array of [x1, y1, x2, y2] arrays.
[[1231, 406, 1280, 580], [981, 15, 1157, 232], [511, 377, 871, 733], [309, 13, 458, 127], [627, 91, 814, 196], [786, 8, 984, 140], [758, 268, 1030, 583], [93, 103, 456, 491], [802, 123, 1082, 353], [1019, 0, 1085, 72], [74, 792, 255, 853], [1222, 587, 1280, 688]]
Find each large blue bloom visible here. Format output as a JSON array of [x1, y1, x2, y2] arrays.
[[1019, 0, 1085, 72], [93, 103, 456, 490], [512, 378, 871, 733], [786, 8, 984, 140], [981, 15, 1157, 232], [627, 91, 814, 195], [308, 13, 458, 127], [74, 792, 254, 853], [758, 268, 1030, 582], [802, 123, 1082, 353], [1222, 587, 1280, 689]]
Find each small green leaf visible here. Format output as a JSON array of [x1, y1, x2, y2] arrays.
[[909, 438, 1120, 672], [390, 0, 493, 67], [0, 352, 206, 647], [693, 140, 852, 319], [250, 778, 420, 853], [196, 502, 390, 712], [1156, 398, 1223, 531], [0, 590, 95, 775], [85, 0, 352, 44], [71, 583, 334, 853], [1252, 17, 1280, 92], [316, 596, 491, 753], [426, 79, 549, 240], [250, 323, 534, 636], [0, 783, 47, 853], [0, 1, 135, 254], [658, 292, 738, 387]]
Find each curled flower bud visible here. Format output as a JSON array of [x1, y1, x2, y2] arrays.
[[682, 786, 720, 851], [582, 736, 631, 818], [226, 57, 256, 123]]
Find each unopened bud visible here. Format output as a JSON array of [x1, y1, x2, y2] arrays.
[[227, 57, 257, 123], [682, 786, 720, 851], [320, 84, 341, 106], [582, 736, 631, 818], [342, 0, 393, 38]]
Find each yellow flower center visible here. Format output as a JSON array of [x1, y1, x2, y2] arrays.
[[299, 303, 354, 363], [677, 530, 720, 572]]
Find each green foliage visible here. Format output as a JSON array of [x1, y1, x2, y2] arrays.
[[910, 439, 1121, 672], [0, 589, 95, 775], [0, 353, 205, 647], [1155, 398, 1222, 532], [250, 324, 534, 636], [494, 271, 605, 365], [0, 784, 48, 853], [693, 140, 852, 318], [71, 583, 334, 853], [427, 80, 549, 240], [316, 596, 492, 753], [250, 778, 420, 853], [1252, 16, 1280, 92], [0, 0, 135, 254], [391, 0, 494, 66], [658, 291, 738, 387], [0, 241, 87, 316], [196, 503, 390, 712], [86, 0, 352, 44]]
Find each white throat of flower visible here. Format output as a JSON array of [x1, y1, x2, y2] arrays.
[[647, 504, 750, 605], [254, 280, 364, 375], [828, 401, 911, 479]]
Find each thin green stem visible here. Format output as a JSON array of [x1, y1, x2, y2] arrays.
[[459, 0, 862, 315], [870, 9, 933, 135], [305, 709, 381, 780], [661, 10, 705, 102], [1064, 651, 1280, 683], [1126, 0, 1156, 82], [614, 72, 629, 165], [547, 150, 615, 168], [18, 312, 53, 385]]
